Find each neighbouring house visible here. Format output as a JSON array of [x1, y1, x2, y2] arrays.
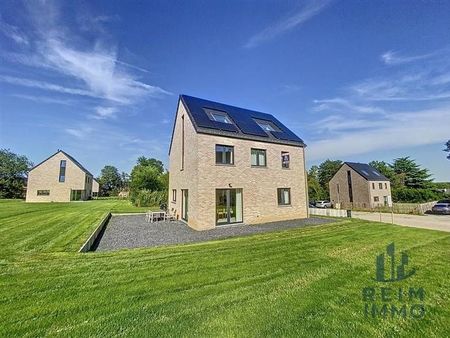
[[92, 179, 99, 198], [26, 150, 94, 202], [168, 94, 308, 230], [329, 162, 392, 209]]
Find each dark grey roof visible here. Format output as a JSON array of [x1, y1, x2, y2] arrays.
[[174, 95, 305, 150], [30, 150, 93, 176], [345, 162, 389, 181]]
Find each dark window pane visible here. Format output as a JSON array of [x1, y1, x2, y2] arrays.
[[216, 145, 233, 164]]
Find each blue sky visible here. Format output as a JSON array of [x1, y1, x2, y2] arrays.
[[1, 0, 449, 180]]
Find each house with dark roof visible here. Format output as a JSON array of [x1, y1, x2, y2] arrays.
[[26, 150, 95, 202], [168, 95, 308, 230], [329, 162, 392, 209]]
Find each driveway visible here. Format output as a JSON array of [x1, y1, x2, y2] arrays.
[[93, 215, 334, 252], [351, 211, 450, 232]]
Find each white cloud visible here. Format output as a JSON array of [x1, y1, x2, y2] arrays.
[[0, 75, 97, 98], [65, 127, 93, 139], [244, 0, 332, 48], [10, 93, 74, 105], [307, 106, 450, 160], [0, 2, 171, 123], [90, 106, 118, 120], [380, 50, 434, 65], [0, 17, 29, 45], [309, 48, 450, 161]]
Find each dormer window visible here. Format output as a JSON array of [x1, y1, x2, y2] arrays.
[[205, 108, 232, 124], [254, 119, 279, 132]]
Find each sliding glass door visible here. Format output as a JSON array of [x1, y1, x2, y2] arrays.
[[216, 189, 243, 225]]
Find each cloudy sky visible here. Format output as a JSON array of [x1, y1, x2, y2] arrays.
[[1, 0, 449, 180]]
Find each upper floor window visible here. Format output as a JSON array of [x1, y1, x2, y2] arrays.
[[277, 188, 291, 206], [254, 119, 279, 132], [372, 182, 375, 189], [216, 145, 234, 165], [251, 148, 266, 167], [281, 151, 290, 169], [205, 108, 232, 124], [385, 183, 388, 189], [379, 183, 383, 189], [59, 160, 66, 182]]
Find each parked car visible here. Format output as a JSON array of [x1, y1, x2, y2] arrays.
[[315, 200, 332, 208], [431, 199, 450, 215]]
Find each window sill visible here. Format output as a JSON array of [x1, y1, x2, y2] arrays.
[[251, 165, 267, 168], [278, 204, 292, 207], [171, 201, 176, 204], [281, 167, 290, 170], [215, 163, 235, 167]]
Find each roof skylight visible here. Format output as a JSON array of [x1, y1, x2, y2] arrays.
[[204, 108, 232, 124]]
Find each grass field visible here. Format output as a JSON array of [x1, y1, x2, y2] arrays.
[[0, 199, 449, 337]]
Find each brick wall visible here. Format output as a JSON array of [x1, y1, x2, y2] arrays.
[[26, 152, 93, 202], [169, 102, 308, 230]]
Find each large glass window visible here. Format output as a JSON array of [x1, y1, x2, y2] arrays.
[[216, 145, 234, 165], [251, 148, 266, 167], [277, 188, 291, 206], [59, 160, 66, 182]]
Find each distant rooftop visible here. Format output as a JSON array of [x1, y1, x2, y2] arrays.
[[345, 162, 389, 181], [179, 95, 305, 147]]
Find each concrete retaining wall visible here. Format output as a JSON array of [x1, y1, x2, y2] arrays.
[[79, 212, 111, 252]]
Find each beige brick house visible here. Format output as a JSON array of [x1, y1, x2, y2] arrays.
[[26, 150, 94, 202], [92, 179, 100, 198], [168, 95, 308, 230], [329, 162, 391, 209]]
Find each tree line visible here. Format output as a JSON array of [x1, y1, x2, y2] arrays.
[[308, 156, 448, 203]]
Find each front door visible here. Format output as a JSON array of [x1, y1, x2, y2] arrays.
[[181, 189, 188, 221], [216, 189, 243, 225]]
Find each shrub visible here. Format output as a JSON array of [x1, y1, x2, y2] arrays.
[[130, 189, 168, 207], [392, 188, 445, 203]]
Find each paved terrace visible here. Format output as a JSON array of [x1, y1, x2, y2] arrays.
[[93, 215, 335, 252]]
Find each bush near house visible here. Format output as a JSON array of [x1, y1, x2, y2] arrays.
[[129, 156, 168, 207], [130, 189, 168, 207], [392, 187, 445, 203]]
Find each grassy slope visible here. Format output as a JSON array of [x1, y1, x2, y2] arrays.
[[0, 200, 449, 337]]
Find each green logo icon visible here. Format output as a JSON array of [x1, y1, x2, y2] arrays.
[[375, 243, 416, 282]]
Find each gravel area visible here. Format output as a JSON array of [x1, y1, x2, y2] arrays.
[[93, 215, 335, 252]]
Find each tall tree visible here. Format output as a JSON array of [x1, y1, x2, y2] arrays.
[[444, 140, 450, 160], [0, 149, 33, 199], [369, 160, 395, 181], [390, 157, 432, 189], [130, 165, 163, 192], [120, 171, 130, 191], [98, 165, 122, 196], [136, 157, 164, 174], [307, 165, 326, 201], [317, 159, 343, 195]]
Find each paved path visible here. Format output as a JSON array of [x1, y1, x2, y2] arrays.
[[352, 211, 450, 232], [94, 215, 334, 252]]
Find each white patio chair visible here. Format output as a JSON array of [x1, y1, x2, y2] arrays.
[[145, 211, 153, 223]]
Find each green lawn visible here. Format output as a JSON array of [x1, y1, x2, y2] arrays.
[[0, 200, 449, 337]]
